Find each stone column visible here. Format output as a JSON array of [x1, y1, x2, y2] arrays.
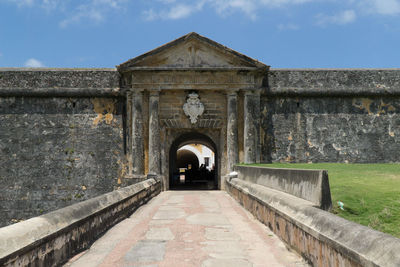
[[227, 90, 239, 172], [148, 90, 161, 175], [131, 89, 144, 175], [244, 90, 261, 164]]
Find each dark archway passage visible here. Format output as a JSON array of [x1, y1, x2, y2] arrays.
[[169, 132, 218, 190], [176, 149, 199, 170]]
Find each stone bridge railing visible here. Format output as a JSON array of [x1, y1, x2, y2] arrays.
[[0, 178, 161, 267], [226, 165, 400, 267]]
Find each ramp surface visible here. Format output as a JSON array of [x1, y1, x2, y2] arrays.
[[65, 191, 308, 267]]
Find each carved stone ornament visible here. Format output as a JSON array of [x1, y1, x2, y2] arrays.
[[183, 92, 204, 124]]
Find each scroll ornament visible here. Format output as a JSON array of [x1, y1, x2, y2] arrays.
[[183, 92, 204, 124]]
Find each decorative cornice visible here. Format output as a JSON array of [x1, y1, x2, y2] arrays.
[[122, 67, 267, 72], [160, 118, 222, 129], [125, 70, 265, 91]]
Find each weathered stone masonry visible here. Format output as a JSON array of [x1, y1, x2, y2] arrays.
[[263, 69, 400, 163], [1, 33, 400, 228], [0, 69, 129, 227]]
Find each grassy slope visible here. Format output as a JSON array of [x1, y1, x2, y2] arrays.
[[247, 163, 400, 238]]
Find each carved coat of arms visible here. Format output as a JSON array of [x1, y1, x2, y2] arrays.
[[183, 92, 204, 124]]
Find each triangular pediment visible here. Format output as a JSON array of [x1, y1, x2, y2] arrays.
[[118, 32, 268, 71]]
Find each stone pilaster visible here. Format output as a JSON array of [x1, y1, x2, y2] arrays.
[[227, 90, 239, 172], [244, 90, 261, 164], [131, 89, 144, 175], [126, 91, 133, 175], [148, 90, 161, 175]]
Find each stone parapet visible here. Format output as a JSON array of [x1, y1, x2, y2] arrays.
[[0, 68, 121, 96], [268, 69, 400, 96], [235, 165, 332, 210], [226, 176, 400, 267], [0, 178, 161, 267]]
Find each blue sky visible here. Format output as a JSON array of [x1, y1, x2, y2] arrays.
[[0, 0, 400, 68]]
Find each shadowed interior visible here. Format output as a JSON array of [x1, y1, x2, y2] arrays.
[[176, 149, 200, 170], [169, 132, 218, 190]]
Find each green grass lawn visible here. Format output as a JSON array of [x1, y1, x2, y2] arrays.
[[247, 163, 400, 238]]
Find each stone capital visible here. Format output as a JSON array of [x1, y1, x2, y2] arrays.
[[226, 89, 239, 97], [243, 89, 261, 96], [130, 88, 145, 95], [148, 89, 161, 96]]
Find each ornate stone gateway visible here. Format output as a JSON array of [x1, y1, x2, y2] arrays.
[[118, 32, 268, 190]]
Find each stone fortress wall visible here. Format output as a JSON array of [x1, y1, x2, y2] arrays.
[[263, 69, 400, 163], [1, 67, 399, 227], [0, 69, 129, 227]]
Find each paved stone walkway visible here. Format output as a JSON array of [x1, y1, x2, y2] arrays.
[[65, 191, 309, 267]]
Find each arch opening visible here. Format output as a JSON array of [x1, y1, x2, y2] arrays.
[[169, 132, 218, 190]]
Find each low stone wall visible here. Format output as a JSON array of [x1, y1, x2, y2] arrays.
[[235, 165, 332, 210], [0, 178, 161, 267], [226, 173, 400, 267]]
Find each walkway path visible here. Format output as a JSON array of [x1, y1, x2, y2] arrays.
[[65, 191, 309, 267]]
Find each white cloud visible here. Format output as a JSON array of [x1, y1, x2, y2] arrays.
[[143, 0, 400, 22], [158, 0, 177, 3], [7, 0, 34, 7], [8, 0, 400, 28], [60, 6, 103, 28], [259, 0, 314, 7], [143, 9, 158, 21], [7, 0, 126, 27], [8, 0, 66, 10], [59, 0, 125, 28], [141, 0, 400, 22], [363, 0, 400, 15], [40, 0, 64, 11], [24, 58, 45, 68], [143, 1, 205, 21], [142, 0, 318, 21], [211, 0, 258, 20], [167, 4, 194, 19], [316, 9, 357, 26]]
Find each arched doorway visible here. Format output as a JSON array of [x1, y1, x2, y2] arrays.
[[169, 132, 218, 190]]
